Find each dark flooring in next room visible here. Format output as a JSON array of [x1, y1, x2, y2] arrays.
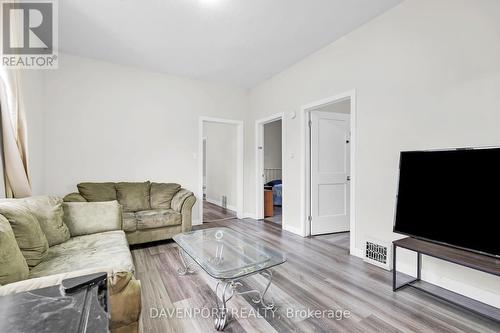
[[264, 205, 282, 225], [131, 218, 500, 333]]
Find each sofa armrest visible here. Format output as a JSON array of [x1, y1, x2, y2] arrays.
[[171, 189, 193, 212], [63, 201, 122, 237], [63, 193, 88, 202], [171, 189, 196, 232], [180, 195, 196, 233]]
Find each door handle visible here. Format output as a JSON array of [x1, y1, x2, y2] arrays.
[[347, 176, 351, 181]]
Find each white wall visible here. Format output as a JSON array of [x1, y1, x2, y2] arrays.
[[38, 53, 248, 223], [246, 0, 500, 307], [203, 121, 237, 209], [263, 120, 282, 169]]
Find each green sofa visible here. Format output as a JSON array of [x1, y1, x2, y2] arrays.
[[64, 181, 196, 245], [0, 196, 141, 333]]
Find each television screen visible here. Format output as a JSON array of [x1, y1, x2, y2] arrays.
[[393, 147, 500, 257]]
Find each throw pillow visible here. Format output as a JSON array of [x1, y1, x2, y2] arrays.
[[0, 214, 29, 285], [0, 202, 49, 267], [20, 196, 71, 246], [63, 201, 122, 237]]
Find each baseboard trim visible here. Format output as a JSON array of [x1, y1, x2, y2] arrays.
[[350, 247, 364, 259], [243, 212, 258, 219], [205, 197, 237, 212], [282, 224, 305, 237]]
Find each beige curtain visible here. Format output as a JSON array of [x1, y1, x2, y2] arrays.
[[0, 66, 32, 198], [0, 0, 31, 198]]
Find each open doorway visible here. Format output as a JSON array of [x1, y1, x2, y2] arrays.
[[302, 91, 356, 255], [199, 117, 244, 224], [255, 114, 284, 226]]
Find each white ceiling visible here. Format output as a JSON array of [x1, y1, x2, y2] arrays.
[[59, 0, 402, 87]]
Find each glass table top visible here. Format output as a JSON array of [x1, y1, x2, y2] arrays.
[[173, 227, 286, 280]]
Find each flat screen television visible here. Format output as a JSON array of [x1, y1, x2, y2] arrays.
[[393, 147, 500, 257]]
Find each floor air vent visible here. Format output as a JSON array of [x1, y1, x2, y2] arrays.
[[364, 238, 392, 270]]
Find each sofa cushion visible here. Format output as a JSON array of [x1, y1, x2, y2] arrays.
[[0, 202, 49, 267], [29, 230, 134, 279], [135, 209, 181, 230], [63, 201, 122, 237], [116, 182, 151, 212], [122, 212, 137, 232], [18, 196, 71, 246], [77, 182, 117, 202], [0, 215, 29, 285], [150, 183, 180, 209]]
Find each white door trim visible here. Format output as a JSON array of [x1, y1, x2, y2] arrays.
[[202, 137, 207, 200], [300, 90, 361, 257], [255, 113, 284, 220], [198, 116, 244, 225]]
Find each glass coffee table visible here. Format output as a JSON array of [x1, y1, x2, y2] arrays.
[[173, 227, 286, 331]]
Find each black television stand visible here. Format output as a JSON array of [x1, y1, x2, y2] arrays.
[[393, 237, 500, 323]]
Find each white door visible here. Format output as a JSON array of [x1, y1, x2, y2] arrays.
[[310, 111, 350, 235]]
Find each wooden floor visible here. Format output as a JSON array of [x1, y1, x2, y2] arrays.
[[203, 200, 237, 222], [131, 219, 500, 333]]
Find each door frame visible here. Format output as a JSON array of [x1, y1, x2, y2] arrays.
[[255, 113, 284, 220], [198, 117, 244, 225], [300, 89, 360, 257], [202, 137, 207, 200]]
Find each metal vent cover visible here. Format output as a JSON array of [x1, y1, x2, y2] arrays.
[[366, 241, 387, 264], [364, 238, 392, 270]]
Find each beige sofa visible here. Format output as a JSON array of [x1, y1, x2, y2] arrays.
[[64, 181, 196, 245], [0, 196, 141, 333]]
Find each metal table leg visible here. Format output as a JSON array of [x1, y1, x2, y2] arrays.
[[214, 281, 235, 331], [213, 269, 276, 331], [177, 247, 196, 276], [237, 270, 275, 309]]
